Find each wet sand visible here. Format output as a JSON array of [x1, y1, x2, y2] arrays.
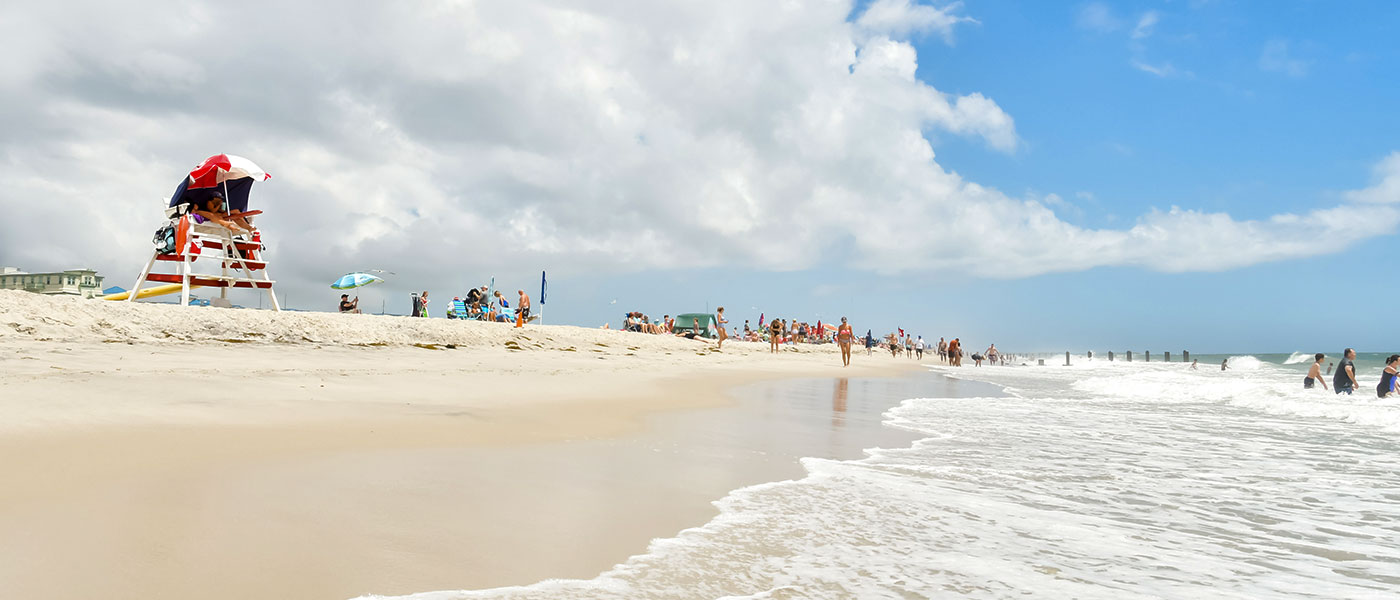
[[0, 337, 976, 600]]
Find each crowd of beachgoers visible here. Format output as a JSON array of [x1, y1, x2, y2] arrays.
[[598, 308, 1031, 368], [332, 286, 1041, 370], [339, 284, 533, 325]]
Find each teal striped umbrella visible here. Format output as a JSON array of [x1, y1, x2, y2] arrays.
[[331, 273, 383, 290]]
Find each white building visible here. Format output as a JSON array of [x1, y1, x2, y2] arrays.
[[0, 267, 106, 299]]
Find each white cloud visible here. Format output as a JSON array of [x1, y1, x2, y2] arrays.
[[1132, 11, 1160, 39], [1344, 151, 1400, 204], [1259, 39, 1311, 77], [1076, 3, 1121, 32], [0, 0, 1394, 305], [1131, 59, 1189, 78], [856, 0, 975, 42]]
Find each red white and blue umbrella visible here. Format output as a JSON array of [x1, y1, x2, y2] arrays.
[[168, 154, 272, 214], [187, 154, 270, 189]]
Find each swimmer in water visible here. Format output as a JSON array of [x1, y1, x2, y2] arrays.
[[1378, 355, 1399, 398], [1305, 353, 1328, 390], [1221, 358, 1229, 371], [1334, 348, 1359, 395]]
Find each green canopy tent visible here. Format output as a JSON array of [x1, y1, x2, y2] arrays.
[[675, 313, 716, 338]]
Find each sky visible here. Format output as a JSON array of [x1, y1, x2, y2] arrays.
[[1, 0, 1397, 353]]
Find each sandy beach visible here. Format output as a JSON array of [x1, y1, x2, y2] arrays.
[[0, 290, 925, 599]]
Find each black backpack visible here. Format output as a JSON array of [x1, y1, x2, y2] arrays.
[[153, 223, 177, 255]]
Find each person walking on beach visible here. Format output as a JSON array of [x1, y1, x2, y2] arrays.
[[1334, 348, 1359, 395], [769, 318, 783, 353], [837, 317, 854, 367], [938, 338, 947, 362], [1305, 353, 1329, 390], [1377, 355, 1399, 398], [915, 336, 924, 359], [864, 330, 874, 355], [715, 307, 728, 349], [418, 291, 430, 317]]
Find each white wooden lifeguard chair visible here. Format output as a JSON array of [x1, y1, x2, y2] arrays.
[[125, 154, 279, 310], [126, 213, 280, 310]]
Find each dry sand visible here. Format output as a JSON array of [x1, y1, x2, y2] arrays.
[[0, 290, 919, 599]]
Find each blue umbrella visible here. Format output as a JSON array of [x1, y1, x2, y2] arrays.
[[331, 273, 384, 290]]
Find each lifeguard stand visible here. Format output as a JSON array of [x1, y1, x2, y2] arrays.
[[126, 213, 280, 310], [126, 154, 278, 310]]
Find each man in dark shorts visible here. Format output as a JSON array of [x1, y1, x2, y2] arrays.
[[1305, 353, 1328, 390], [516, 290, 531, 327], [1334, 348, 1359, 395]]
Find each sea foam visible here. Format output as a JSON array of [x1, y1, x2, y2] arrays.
[[370, 359, 1400, 600]]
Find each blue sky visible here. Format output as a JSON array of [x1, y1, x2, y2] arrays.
[[540, 1, 1400, 353], [928, 0, 1400, 225], [2, 0, 1397, 354]]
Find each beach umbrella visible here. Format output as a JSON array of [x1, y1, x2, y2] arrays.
[[331, 273, 384, 290], [187, 154, 270, 189], [168, 154, 272, 214]]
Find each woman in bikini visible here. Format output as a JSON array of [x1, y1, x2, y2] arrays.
[[715, 307, 728, 349], [837, 317, 854, 367]]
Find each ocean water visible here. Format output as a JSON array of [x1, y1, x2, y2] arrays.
[[369, 355, 1400, 600]]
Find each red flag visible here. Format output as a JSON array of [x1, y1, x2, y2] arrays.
[[898, 328, 904, 337], [759, 313, 764, 327]]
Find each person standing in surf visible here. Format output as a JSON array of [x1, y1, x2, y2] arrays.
[[1377, 355, 1399, 398], [837, 317, 854, 367], [1334, 348, 1360, 395], [1305, 353, 1329, 390]]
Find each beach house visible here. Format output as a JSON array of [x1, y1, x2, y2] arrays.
[[0, 266, 106, 298]]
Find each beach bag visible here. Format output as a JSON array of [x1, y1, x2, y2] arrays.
[[153, 223, 177, 255]]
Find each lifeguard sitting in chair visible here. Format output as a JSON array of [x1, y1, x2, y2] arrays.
[[191, 190, 255, 235]]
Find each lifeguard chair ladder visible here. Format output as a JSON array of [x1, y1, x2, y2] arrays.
[[127, 213, 280, 310]]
